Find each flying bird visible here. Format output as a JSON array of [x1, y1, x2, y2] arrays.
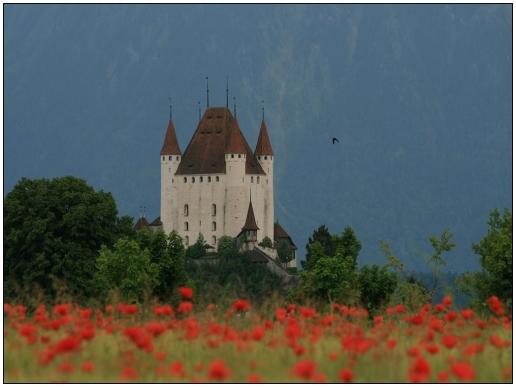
[[332, 137, 340, 144]]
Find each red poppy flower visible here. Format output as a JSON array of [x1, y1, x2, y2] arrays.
[[81, 361, 94, 373], [248, 374, 262, 383], [339, 368, 354, 382], [208, 359, 231, 381], [251, 326, 265, 341], [57, 361, 75, 374], [120, 367, 139, 380], [232, 300, 250, 312], [408, 357, 431, 383], [441, 335, 457, 349], [179, 287, 193, 300], [451, 361, 475, 381], [292, 360, 316, 380], [177, 302, 193, 315]]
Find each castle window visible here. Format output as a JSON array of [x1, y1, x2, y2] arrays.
[[184, 222, 189, 231], [264, 156, 268, 160], [208, 176, 212, 182], [251, 176, 254, 183], [192, 177, 195, 183], [185, 236, 189, 246], [212, 221, 216, 231], [162, 156, 165, 161], [216, 176, 220, 182], [257, 176, 260, 183], [169, 156, 172, 160], [184, 204, 189, 216], [212, 204, 216, 216], [231, 154, 234, 158], [184, 177, 187, 183], [238, 154, 241, 158], [200, 176, 203, 183], [212, 236, 217, 246], [176, 156, 179, 161]]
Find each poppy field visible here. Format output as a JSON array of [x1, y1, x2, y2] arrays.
[[3, 290, 512, 383]]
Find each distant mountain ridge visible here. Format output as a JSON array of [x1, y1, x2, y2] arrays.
[[4, 5, 511, 272]]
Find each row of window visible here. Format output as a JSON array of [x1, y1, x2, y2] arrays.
[[257, 156, 270, 160], [183, 176, 220, 183], [183, 204, 216, 216], [183, 235, 217, 246], [184, 221, 216, 231], [162, 156, 180, 161]]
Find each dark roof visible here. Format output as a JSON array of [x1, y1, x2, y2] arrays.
[[274, 222, 297, 249], [255, 120, 274, 156], [134, 216, 150, 231], [149, 217, 163, 227], [241, 200, 259, 231], [175, 107, 265, 175], [160, 120, 181, 155], [247, 248, 268, 263]]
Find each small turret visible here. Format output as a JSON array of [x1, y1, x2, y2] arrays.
[[254, 120, 274, 157], [237, 197, 259, 251]]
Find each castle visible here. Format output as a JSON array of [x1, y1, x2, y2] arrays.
[[136, 104, 297, 269]]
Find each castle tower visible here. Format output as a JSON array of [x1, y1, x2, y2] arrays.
[[255, 119, 274, 243], [160, 117, 181, 234], [237, 197, 259, 251]]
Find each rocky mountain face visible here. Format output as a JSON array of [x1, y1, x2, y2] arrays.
[[5, 5, 511, 271]]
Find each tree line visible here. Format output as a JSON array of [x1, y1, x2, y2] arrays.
[[4, 176, 512, 313]]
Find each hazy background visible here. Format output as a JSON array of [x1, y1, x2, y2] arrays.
[[4, 4, 511, 272]]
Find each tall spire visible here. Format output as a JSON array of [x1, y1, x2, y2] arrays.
[[255, 116, 274, 156], [262, 100, 265, 121], [206, 76, 210, 108], [160, 107, 181, 155], [241, 196, 259, 231], [233, 96, 237, 119], [226, 76, 229, 108], [169, 96, 172, 121], [197, 100, 201, 121]]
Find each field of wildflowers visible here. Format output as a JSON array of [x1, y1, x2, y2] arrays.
[[3, 290, 512, 383]]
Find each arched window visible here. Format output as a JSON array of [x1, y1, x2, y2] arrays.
[[162, 156, 165, 161], [264, 156, 268, 160], [200, 176, 203, 182], [176, 156, 179, 161], [212, 236, 217, 246], [185, 236, 189, 246], [212, 204, 216, 216], [251, 176, 254, 183], [184, 204, 189, 216], [184, 222, 189, 231], [184, 177, 187, 183], [212, 221, 216, 231], [169, 156, 172, 160], [208, 176, 212, 182], [238, 154, 241, 158], [216, 176, 219, 182], [231, 154, 234, 158], [257, 176, 260, 183], [192, 177, 195, 183]]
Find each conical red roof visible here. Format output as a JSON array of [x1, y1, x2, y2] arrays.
[[176, 107, 265, 175], [160, 120, 181, 155], [255, 120, 274, 156], [242, 200, 259, 231]]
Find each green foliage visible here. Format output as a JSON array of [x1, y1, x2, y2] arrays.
[[4, 176, 129, 302], [217, 236, 239, 260], [333, 226, 362, 270], [304, 225, 333, 269], [185, 233, 207, 260], [426, 230, 455, 297], [277, 239, 293, 269], [380, 240, 405, 278], [258, 236, 273, 249], [458, 209, 512, 308], [296, 256, 360, 304], [94, 239, 159, 302], [358, 265, 397, 312]]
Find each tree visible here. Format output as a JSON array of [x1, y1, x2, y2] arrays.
[[94, 238, 159, 302], [258, 236, 273, 249], [459, 209, 512, 308], [217, 236, 239, 260], [334, 227, 362, 270], [296, 256, 360, 304], [4, 176, 128, 301], [426, 230, 455, 297], [185, 233, 207, 260], [358, 265, 397, 312], [277, 240, 293, 269], [304, 225, 333, 269]]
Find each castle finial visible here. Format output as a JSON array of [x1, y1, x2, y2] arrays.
[[198, 100, 201, 121], [226, 76, 229, 108], [206, 76, 210, 108], [168, 96, 172, 121], [233, 96, 237, 119], [261, 100, 265, 121]]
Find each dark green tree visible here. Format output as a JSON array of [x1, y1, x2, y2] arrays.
[[94, 238, 159, 302], [277, 239, 293, 269], [258, 236, 273, 249], [4, 176, 128, 301], [217, 236, 239, 260], [333, 226, 362, 270], [358, 265, 397, 312], [459, 209, 512, 307], [304, 225, 333, 269], [185, 233, 207, 260]]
